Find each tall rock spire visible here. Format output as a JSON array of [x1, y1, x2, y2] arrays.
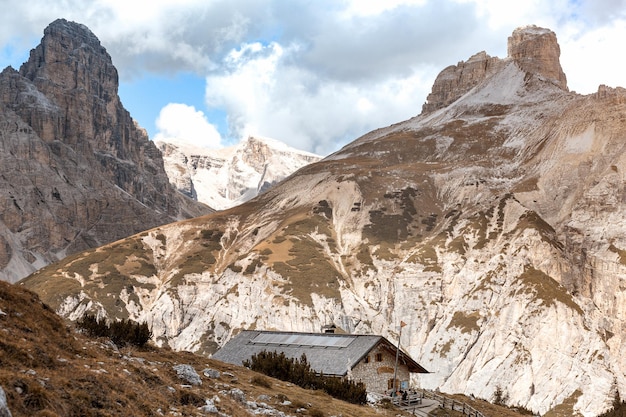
[[19, 19, 128, 153], [13, 18, 182, 213], [507, 25, 568, 90], [0, 19, 210, 282], [20, 18, 115, 94]]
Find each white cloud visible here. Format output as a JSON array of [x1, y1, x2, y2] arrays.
[[341, 0, 428, 17], [454, 0, 561, 29], [153, 103, 223, 149], [2, 0, 626, 154], [205, 41, 435, 155], [559, 19, 626, 93]]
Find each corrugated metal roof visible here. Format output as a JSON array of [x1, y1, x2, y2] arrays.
[[212, 330, 428, 377], [250, 332, 357, 348]]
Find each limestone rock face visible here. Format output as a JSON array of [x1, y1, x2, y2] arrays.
[[0, 19, 210, 282], [0, 385, 11, 417], [422, 25, 568, 114], [157, 136, 321, 211], [508, 25, 567, 90], [16, 19, 178, 214], [421, 51, 503, 114]]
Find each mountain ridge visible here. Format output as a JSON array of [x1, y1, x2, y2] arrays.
[[157, 135, 321, 210], [0, 19, 211, 282], [20, 24, 626, 416]]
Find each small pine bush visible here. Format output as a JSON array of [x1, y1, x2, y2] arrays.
[[77, 313, 152, 347], [77, 313, 109, 338], [244, 350, 367, 404], [493, 386, 507, 405]]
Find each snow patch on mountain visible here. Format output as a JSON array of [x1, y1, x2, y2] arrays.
[[157, 136, 321, 210]]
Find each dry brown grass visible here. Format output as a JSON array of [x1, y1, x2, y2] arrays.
[[543, 390, 584, 417], [0, 282, 534, 417], [515, 266, 583, 315], [23, 235, 160, 317], [447, 311, 481, 334], [1, 280, 427, 417], [444, 393, 537, 417], [406, 244, 441, 272]]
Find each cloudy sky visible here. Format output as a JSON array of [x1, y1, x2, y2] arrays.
[[1, 0, 625, 156]]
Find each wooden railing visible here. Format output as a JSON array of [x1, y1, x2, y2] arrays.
[[389, 389, 486, 417], [391, 392, 429, 416], [420, 389, 486, 417]]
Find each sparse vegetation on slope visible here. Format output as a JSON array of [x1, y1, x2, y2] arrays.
[[244, 350, 367, 404], [77, 313, 152, 347], [23, 236, 159, 319], [515, 266, 583, 314], [268, 214, 342, 305], [2, 281, 432, 417]]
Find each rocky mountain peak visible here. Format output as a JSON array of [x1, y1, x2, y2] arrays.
[[241, 136, 278, 166], [20, 19, 113, 95], [507, 25, 567, 90], [0, 20, 209, 282], [157, 135, 321, 210], [17, 19, 120, 148], [422, 25, 567, 114]]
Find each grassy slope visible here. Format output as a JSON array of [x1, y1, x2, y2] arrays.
[[0, 280, 531, 417]]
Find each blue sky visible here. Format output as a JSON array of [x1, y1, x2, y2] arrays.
[[1, 0, 626, 156], [117, 73, 217, 138]]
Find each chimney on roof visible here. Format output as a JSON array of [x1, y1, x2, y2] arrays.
[[321, 324, 337, 334]]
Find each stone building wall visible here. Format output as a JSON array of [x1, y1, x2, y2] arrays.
[[350, 343, 410, 394]]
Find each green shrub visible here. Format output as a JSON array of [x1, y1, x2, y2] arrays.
[[77, 313, 152, 347], [77, 313, 109, 338], [177, 390, 205, 406], [493, 386, 507, 405], [243, 350, 366, 404]]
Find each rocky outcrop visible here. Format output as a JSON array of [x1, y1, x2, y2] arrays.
[[508, 25, 567, 90], [0, 385, 11, 417], [421, 51, 503, 114], [0, 19, 210, 282], [422, 25, 568, 114], [595, 84, 626, 102], [157, 136, 321, 210], [15, 19, 184, 215]]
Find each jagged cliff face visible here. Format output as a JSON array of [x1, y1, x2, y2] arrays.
[[0, 19, 210, 282], [157, 136, 321, 210], [21, 25, 626, 416], [421, 26, 567, 115], [507, 25, 567, 90], [421, 50, 504, 114]]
